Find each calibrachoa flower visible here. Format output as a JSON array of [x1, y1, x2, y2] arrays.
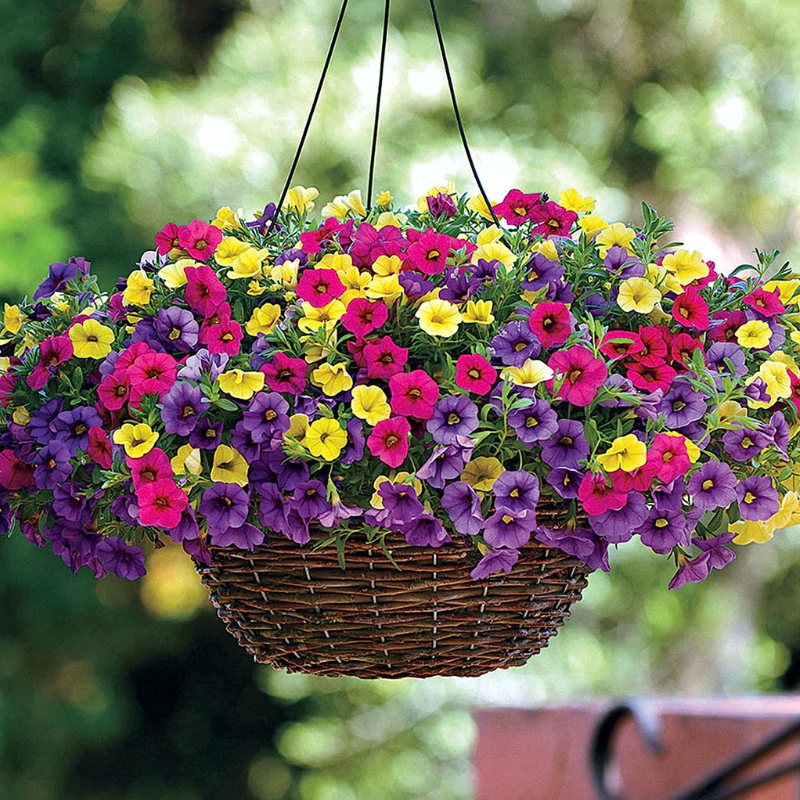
[[1, 185, 798, 592]]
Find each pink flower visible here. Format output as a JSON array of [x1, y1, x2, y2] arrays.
[[113, 342, 152, 374], [671, 288, 709, 330], [87, 427, 113, 470], [389, 369, 440, 420], [670, 333, 703, 368], [364, 336, 409, 380], [128, 448, 174, 489], [626, 361, 677, 394], [599, 330, 643, 360], [529, 201, 578, 238], [608, 464, 657, 493], [404, 228, 455, 275], [200, 308, 243, 356], [493, 189, 544, 226], [743, 287, 785, 318], [578, 472, 628, 516], [177, 219, 222, 261], [0, 373, 16, 408], [529, 301, 572, 348], [138, 478, 189, 529], [0, 450, 35, 490], [299, 218, 354, 254], [185, 265, 227, 318], [630, 326, 668, 367], [295, 268, 347, 308], [367, 417, 411, 468], [547, 346, 608, 407], [646, 434, 691, 484], [455, 353, 497, 395], [349, 223, 406, 267], [97, 371, 131, 412], [155, 222, 180, 255], [260, 352, 307, 394], [707, 310, 746, 344], [27, 335, 74, 390], [341, 298, 389, 338], [128, 350, 178, 405]]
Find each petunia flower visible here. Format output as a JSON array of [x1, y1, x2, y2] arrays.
[[405, 228, 456, 274], [639, 508, 690, 555], [161, 383, 206, 437], [528, 301, 572, 348], [416, 298, 462, 338], [304, 418, 348, 461], [295, 268, 346, 308], [177, 219, 223, 261], [686, 460, 737, 512], [341, 298, 388, 338], [529, 201, 577, 238], [578, 472, 628, 516], [27, 335, 74, 391], [548, 346, 608, 407], [363, 336, 409, 381], [367, 417, 411, 468], [742, 287, 785, 318], [389, 369, 440, 420], [587, 491, 649, 544], [261, 352, 307, 394], [427, 395, 479, 444], [96, 537, 147, 580], [138, 478, 188, 528], [507, 398, 559, 445], [493, 189, 543, 226], [484, 509, 536, 549], [184, 264, 227, 317], [455, 353, 497, 395], [645, 433, 691, 484], [493, 470, 539, 516], [128, 448, 174, 489], [441, 481, 483, 536], [470, 548, 520, 581], [491, 321, 542, 367], [736, 476, 780, 521], [671, 287, 710, 330]]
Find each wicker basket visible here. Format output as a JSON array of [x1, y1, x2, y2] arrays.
[[196, 498, 591, 678]]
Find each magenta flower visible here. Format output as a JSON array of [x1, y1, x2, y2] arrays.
[[578, 472, 628, 516], [155, 222, 180, 254], [455, 353, 496, 396], [364, 336, 409, 380], [27, 335, 74, 390], [260, 352, 307, 394], [493, 189, 543, 226], [177, 219, 222, 261], [296, 268, 347, 308], [405, 228, 456, 275], [341, 298, 389, 338], [389, 369, 440, 420], [128, 350, 178, 405], [138, 478, 188, 529], [201, 315, 244, 357], [743, 287, 785, 318], [671, 288, 710, 331], [128, 448, 174, 489], [529, 301, 572, 349], [529, 201, 577, 238], [87, 427, 113, 469], [548, 346, 608, 407], [367, 417, 411, 468], [185, 265, 227, 317]]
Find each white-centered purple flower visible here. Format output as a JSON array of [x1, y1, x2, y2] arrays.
[[686, 460, 737, 512], [508, 398, 559, 445], [441, 480, 484, 536], [178, 349, 229, 382], [427, 395, 480, 445], [540, 419, 589, 469], [736, 476, 780, 521]]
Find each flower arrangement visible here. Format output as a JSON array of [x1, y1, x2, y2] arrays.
[[1, 183, 798, 590]]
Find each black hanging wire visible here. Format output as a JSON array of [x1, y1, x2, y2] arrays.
[[267, 0, 350, 237], [427, 0, 500, 227], [367, 0, 391, 211]]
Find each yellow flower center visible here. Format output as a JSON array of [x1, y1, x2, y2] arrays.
[[655, 518, 669, 529], [744, 492, 756, 504], [702, 479, 714, 491]]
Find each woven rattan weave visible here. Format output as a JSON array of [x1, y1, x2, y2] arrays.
[[196, 499, 591, 678]]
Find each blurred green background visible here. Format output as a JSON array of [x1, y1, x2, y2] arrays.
[[2, 0, 800, 798]]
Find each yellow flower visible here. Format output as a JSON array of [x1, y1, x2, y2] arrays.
[[12, 407, 30, 425], [597, 434, 647, 473], [716, 400, 747, 425], [644, 263, 683, 296], [214, 237, 250, 266], [501, 359, 554, 388], [123, 270, 154, 306], [285, 413, 310, 444], [376, 190, 394, 207], [758, 361, 791, 402], [461, 299, 495, 325], [476, 225, 504, 246], [211, 206, 242, 230], [69, 319, 115, 359], [558, 188, 595, 213], [578, 215, 608, 238], [768, 350, 800, 375], [351, 385, 391, 425], [416, 299, 462, 338], [461, 457, 505, 491], [321, 196, 350, 220], [596, 222, 636, 257], [227, 247, 268, 280], [763, 279, 800, 305], [731, 519, 772, 545], [301, 333, 337, 364], [372, 255, 403, 276], [267, 260, 299, 289], [285, 185, 319, 213], [736, 320, 772, 349], [343, 189, 367, 217], [375, 211, 408, 230], [617, 277, 661, 314], [311, 362, 353, 396], [304, 418, 348, 461], [3, 304, 23, 335], [298, 300, 346, 333], [171, 445, 202, 476], [530, 239, 560, 261], [245, 304, 281, 337], [768, 492, 800, 532], [467, 194, 497, 221], [661, 249, 709, 285], [158, 260, 194, 289], [472, 240, 516, 270], [336, 265, 372, 295], [366, 274, 403, 303], [113, 423, 159, 459], [247, 280, 267, 296], [218, 369, 266, 400], [210, 445, 249, 487]]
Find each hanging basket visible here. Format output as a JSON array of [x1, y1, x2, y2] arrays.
[[196, 498, 590, 678]]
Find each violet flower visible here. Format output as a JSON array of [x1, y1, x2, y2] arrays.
[[470, 548, 520, 580], [736, 476, 780, 521], [686, 460, 737, 512], [540, 419, 589, 469], [427, 395, 479, 445], [441, 481, 483, 536]]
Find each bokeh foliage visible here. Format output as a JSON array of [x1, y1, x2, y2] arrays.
[[2, 1, 800, 799]]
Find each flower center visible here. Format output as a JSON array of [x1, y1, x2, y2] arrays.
[[702, 479, 714, 491], [427, 250, 440, 260], [567, 368, 583, 384], [673, 400, 686, 411], [467, 368, 482, 379], [385, 435, 399, 447], [220, 496, 233, 507], [115, 386, 127, 397], [447, 413, 461, 426], [559, 436, 573, 446], [154, 496, 170, 509], [277, 369, 293, 380], [205, 428, 217, 438], [169, 328, 181, 340], [181, 404, 196, 418], [525, 417, 538, 428], [514, 341, 528, 352], [741, 437, 753, 448], [195, 239, 208, 250], [87, 335, 98, 343], [654, 518, 669, 529], [514, 206, 527, 216], [744, 491, 757, 504], [510, 488, 520, 498], [265, 409, 277, 421], [408, 388, 422, 400], [74, 423, 87, 436]]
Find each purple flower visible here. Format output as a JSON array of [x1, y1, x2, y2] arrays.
[[693, 533, 737, 571], [30, 398, 64, 445], [317, 498, 363, 527], [427, 395, 479, 444], [588, 491, 649, 543], [96, 537, 147, 580], [292, 480, 330, 520], [33, 258, 88, 300], [52, 482, 91, 523], [493, 470, 539, 516], [398, 271, 434, 301], [744, 378, 770, 405], [722, 426, 768, 461], [183, 536, 212, 566], [508, 398, 559, 445], [170, 506, 200, 543], [178, 349, 229, 382], [484, 509, 536, 549], [258, 482, 288, 530], [668, 553, 711, 589], [687, 460, 737, 512], [469, 258, 499, 284], [545, 279, 575, 305], [110, 493, 140, 526], [521, 253, 564, 292], [705, 342, 746, 387], [341, 418, 365, 466], [765, 411, 790, 458], [439, 269, 479, 304], [53, 406, 102, 456], [211, 522, 265, 551], [243, 392, 290, 443], [189, 418, 224, 450], [652, 478, 684, 512], [441, 481, 484, 535], [416, 444, 468, 490], [230, 422, 261, 462], [470, 548, 520, 580], [639, 509, 690, 555], [161, 383, 206, 436], [491, 321, 541, 366], [657, 380, 706, 428], [401, 514, 450, 547], [379, 482, 425, 523], [246, 202, 277, 234], [33, 441, 72, 489], [540, 419, 589, 469], [535, 525, 610, 572], [154, 307, 199, 353], [736, 476, 780, 521], [46, 520, 101, 575], [199, 483, 251, 535], [546, 467, 582, 499], [426, 193, 457, 218]]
